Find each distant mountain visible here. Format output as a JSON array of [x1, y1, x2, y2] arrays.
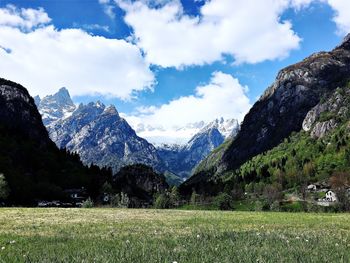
[[0, 78, 110, 205], [36, 90, 164, 174], [158, 118, 239, 180], [183, 33, 350, 194], [36, 89, 240, 185]]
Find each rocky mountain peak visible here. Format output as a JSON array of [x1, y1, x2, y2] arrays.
[[103, 105, 119, 117], [37, 87, 76, 125]]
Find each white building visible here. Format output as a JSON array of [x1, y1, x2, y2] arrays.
[[325, 190, 337, 202]]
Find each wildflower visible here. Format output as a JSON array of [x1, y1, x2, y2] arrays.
[[1, 247, 5, 250], [305, 239, 309, 242], [172, 261, 178, 263], [296, 236, 300, 239], [335, 243, 339, 247], [9, 240, 16, 244], [196, 234, 200, 239], [126, 240, 130, 244]]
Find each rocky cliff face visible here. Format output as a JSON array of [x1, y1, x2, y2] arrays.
[[303, 85, 350, 138], [186, 34, 350, 191], [36, 92, 164, 173]]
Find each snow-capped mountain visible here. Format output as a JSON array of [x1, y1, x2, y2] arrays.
[[36, 88, 240, 184], [35, 87, 76, 126], [157, 118, 240, 179], [36, 89, 164, 174]]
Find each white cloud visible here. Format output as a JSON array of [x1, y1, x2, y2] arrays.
[[116, 0, 302, 68], [124, 71, 251, 144], [0, 4, 50, 30], [290, 0, 350, 35], [99, 0, 116, 19], [0, 6, 155, 99], [326, 0, 350, 35]]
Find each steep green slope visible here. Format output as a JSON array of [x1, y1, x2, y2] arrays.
[[229, 84, 350, 188]]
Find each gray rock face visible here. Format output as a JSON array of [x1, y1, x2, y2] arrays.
[[158, 118, 239, 179], [311, 119, 338, 138], [302, 85, 350, 138], [36, 91, 164, 173]]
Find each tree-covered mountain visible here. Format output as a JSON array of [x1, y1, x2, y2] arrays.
[[0, 78, 112, 205], [182, 34, 350, 194]]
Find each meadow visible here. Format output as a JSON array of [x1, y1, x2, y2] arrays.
[[0, 208, 349, 263]]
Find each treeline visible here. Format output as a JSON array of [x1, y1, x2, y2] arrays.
[[0, 125, 112, 205]]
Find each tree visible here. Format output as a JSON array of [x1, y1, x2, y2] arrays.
[[263, 183, 283, 206], [154, 193, 170, 209], [190, 190, 200, 205], [119, 192, 130, 208], [330, 172, 350, 211], [0, 174, 9, 200], [214, 192, 233, 210], [170, 186, 180, 207]]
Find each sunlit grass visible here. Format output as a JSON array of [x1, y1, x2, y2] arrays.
[[0, 208, 349, 262]]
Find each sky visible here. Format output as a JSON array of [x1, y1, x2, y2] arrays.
[[0, 0, 349, 144]]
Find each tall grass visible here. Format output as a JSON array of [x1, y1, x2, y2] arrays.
[[0, 208, 349, 262]]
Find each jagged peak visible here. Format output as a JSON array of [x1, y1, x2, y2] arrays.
[[102, 104, 119, 116]]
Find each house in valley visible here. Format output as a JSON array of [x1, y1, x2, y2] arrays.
[[325, 190, 337, 202]]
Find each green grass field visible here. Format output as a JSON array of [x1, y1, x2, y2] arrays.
[[0, 209, 349, 262]]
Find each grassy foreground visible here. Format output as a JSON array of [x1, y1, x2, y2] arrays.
[[0, 209, 349, 262]]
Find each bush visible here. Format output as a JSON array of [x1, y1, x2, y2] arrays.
[[82, 198, 94, 208], [270, 201, 280, 211], [214, 192, 233, 210], [254, 200, 264, 211], [190, 190, 200, 205], [154, 193, 170, 209]]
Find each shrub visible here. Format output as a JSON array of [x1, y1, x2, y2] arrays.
[[190, 190, 200, 205], [214, 192, 233, 210], [254, 200, 264, 211], [82, 198, 94, 208], [154, 193, 170, 209], [270, 201, 280, 211], [119, 192, 130, 208]]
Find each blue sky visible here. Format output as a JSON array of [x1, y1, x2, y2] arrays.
[[0, 0, 349, 143]]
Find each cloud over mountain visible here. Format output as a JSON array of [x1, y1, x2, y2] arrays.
[[0, 5, 155, 99], [124, 71, 251, 144]]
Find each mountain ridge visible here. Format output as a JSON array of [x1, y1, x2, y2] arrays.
[[183, 33, 350, 193]]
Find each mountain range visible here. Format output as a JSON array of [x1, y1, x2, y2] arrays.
[[35, 89, 239, 184]]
